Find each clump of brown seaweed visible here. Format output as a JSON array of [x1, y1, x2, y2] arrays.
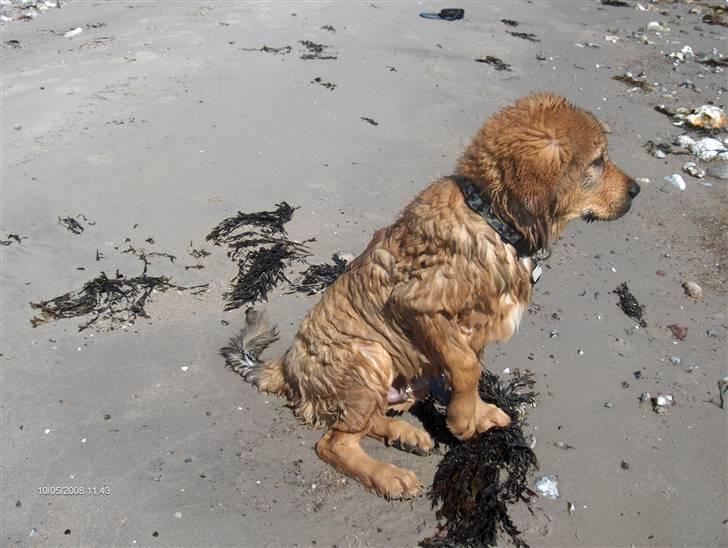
[[206, 202, 311, 310], [614, 282, 647, 327], [417, 370, 538, 548], [30, 258, 207, 331]]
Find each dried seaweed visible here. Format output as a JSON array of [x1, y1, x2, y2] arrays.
[[241, 45, 292, 55], [224, 243, 302, 310], [601, 0, 630, 6], [501, 19, 519, 27], [30, 261, 207, 331], [614, 282, 647, 327], [475, 56, 512, 71], [508, 31, 540, 42], [299, 40, 337, 60], [419, 370, 538, 548], [361, 116, 379, 126], [206, 202, 295, 249], [290, 254, 348, 295], [58, 217, 84, 234], [206, 202, 310, 310], [1, 233, 24, 246], [189, 248, 210, 259], [312, 77, 336, 90]]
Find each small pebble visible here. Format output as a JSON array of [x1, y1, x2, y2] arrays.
[[670, 356, 681, 365], [577, 349, 584, 356], [174, 512, 182, 518], [620, 460, 630, 470], [604, 401, 614, 408], [180, 366, 189, 372], [682, 281, 703, 299], [664, 173, 686, 191]]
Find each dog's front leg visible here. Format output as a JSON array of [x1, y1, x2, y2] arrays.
[[409, 313, 511, 440]]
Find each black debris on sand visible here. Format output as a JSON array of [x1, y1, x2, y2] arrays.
[[241, 45, 292, 55], [312, 77, 337, 90], [1, 233, 24, 246], [417, 370, 538, 548], [501, 19, 519, 27], [475, 56, 512, 71], [291, 254, 348, 295], [30, 258, 207, 331], [612, 72, 654, 92], [58, 214, 94, 235], [206, 202, 311, 310], [508, 31, 540, 42], [299, 40, 337, 60], [361, 116, 379, 126], [614, 282, 647, 328], [601, 0, 630, 6]]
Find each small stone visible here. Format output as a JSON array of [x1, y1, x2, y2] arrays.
[[174, 512, 182, 518], [16, 500, 21, 507], [103, 414, 111, 420], [620, 460, 630, 470], [653, 149, 666, 159], [674, 135, 696, 149], [667, 324, 688, 340], [577, 349, 584, 356], [682, 281, 703, 299], [707, 327, 719, 338], [13, 124, 22, 130], [635, 177, 650, 185], [567, 502, 576, 515], [604, 401, 614, 408], [670, 356, 681, 366], [180, 366, 189, 372], [655, 393, 674, 407], [64, 529, 71, 535], [664, 174, 686, 190]]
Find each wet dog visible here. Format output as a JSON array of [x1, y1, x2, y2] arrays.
[[222, 92, 639, 498]]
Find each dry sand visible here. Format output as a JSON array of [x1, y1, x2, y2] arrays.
[[1, 1, 727, 546]]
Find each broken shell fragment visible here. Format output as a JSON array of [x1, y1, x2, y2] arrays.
[[682, 162, 705, 179], [534, 475, 560, 500], [685, 105, 728, 130], [689, 138, 727, 162]]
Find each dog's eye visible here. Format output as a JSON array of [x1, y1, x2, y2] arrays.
[[591, 156, 604, 168]]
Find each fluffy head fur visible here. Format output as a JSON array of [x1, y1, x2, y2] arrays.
[[457, 92, 638, 253]]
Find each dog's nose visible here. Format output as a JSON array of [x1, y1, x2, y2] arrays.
[[628, 180, 641, 199]]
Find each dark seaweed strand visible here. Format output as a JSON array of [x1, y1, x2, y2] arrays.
[[420, 370, 538, 548], [224, 243, 298, 310], [613, 282, 647, 327], [290, 254, 348, 295], [30, 270, 207, 331], [205, 202, 295, 245]]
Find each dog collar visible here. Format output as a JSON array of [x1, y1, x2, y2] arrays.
[[454, 176, 545, 283]]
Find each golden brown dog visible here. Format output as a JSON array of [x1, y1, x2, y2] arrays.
[[222, 92, 639, 499]]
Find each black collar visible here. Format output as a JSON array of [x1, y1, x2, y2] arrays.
[[454, 176, 540, 258]]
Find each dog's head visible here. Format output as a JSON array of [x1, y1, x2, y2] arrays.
[[458, 92, 639, 249]]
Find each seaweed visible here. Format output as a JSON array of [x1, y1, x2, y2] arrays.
[[1, 233, 24, 246], [501, 19, 519, 27], [361, 116, 379, 126], [58, 214, 95, 235], [224, 243, 301, 311], [613, 282, 647, 327], [241, 45, 292, 55], [30, 259, 207, 331], [475, 56, 512, 71], [206, 202, 310, 310], [290, 254, 348, 295], [420, 370, 538, 547], [299, 40, 337, 60], [508, 31, 540, 43], [601, 0, 630, 6]]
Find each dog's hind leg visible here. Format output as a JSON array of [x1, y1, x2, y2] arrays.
[[367, 414, 434, 456], [314, 342, 422, 498], [316, 426, 422, 499]]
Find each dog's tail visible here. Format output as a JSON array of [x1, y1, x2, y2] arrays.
[[220, 309, 286, 394]]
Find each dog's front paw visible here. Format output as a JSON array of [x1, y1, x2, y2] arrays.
[[446, 414, 478, 441], [475, 401, 511, 432]]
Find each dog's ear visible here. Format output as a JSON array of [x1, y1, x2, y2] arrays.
[[514, 124, 572, 215]]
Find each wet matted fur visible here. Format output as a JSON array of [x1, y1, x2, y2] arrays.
[[221, 92, 639, 499]]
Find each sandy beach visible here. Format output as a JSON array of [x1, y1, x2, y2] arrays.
[[1, 1, 726, 546]]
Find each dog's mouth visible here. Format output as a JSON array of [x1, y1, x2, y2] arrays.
[[582, 198, 633, 223], [581, 210, 599, 223]]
